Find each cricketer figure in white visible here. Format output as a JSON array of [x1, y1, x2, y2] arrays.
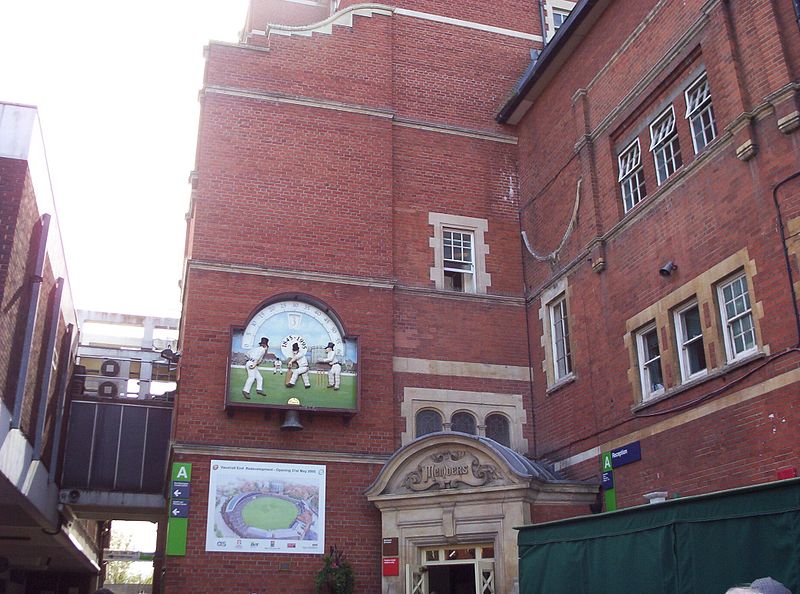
[[287, 343, 311, 388], [321, 341, 342, 390], [242, 337, 269, 398]]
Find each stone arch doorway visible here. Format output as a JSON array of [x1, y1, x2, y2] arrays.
[[366, 433, 598, 594]]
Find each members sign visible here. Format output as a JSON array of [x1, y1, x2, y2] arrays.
[[205, 460, 326, 554]]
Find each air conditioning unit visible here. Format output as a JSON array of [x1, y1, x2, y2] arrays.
[[97, 381, 118, 398], [100, 359, 121, 377]]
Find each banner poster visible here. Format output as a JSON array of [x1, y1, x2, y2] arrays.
[[226, 299, 359, 412], [206, 459, 326, 554]]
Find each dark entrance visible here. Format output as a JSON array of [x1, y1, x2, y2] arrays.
[[428, 563, 476, 594]]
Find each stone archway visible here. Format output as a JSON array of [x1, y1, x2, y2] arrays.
[[366, 433, 598, 594]]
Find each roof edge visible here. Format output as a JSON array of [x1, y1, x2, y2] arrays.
[[496, 0, 602, 124]]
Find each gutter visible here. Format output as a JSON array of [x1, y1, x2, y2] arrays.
[[496, 0, 600, 124]]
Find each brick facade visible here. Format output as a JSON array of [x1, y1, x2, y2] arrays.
[[509, 0, 800, 510], [171, 0, 800, 591], [0, 155, 69, 450]]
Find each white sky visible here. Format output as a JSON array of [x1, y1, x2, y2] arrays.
[[0, 0, 250, 318]]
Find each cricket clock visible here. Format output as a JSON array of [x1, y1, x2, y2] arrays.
[[227, 297, 358, 412]]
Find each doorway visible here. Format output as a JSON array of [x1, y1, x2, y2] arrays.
[[417, 545, 495, 594], [428, 563, 475, 594]]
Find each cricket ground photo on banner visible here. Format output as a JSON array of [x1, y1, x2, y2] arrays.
[[206, 460, 326, 554], [226, 299, 359, 412]]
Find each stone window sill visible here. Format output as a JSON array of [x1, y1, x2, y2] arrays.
[[547, 373, 576, 395], [632, 350, 767, 412]]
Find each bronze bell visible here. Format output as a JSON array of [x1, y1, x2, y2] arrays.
[[281, 409, 303, 431]]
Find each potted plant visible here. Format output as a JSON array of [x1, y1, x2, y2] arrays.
[[315, 545, 355, 594]]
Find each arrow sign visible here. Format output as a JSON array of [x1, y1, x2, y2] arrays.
[[171, 500, 189, 518], [172, 481, 190, 499], [167, 462, 192, 557]]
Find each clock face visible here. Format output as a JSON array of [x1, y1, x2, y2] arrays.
[[242, 300, 344, 358]]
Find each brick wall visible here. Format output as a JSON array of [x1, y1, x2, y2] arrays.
[[174, 1, 539, 589], [513, 0, 800, 504], [0, 155, 73, 462], [0, 157, 28, 411]]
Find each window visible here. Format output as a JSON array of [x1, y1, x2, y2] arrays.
[[415, 409, 443, 437], [429, 213, 491, 294], [618, 139, 647, 213], [552, 9, 569, 30], [650, 106, 682, 185], [636, 324, 664, 401], [674, 301, 707, 381], [549, 296, 572, 380], [401, 387, 528, 450], [485, 414, 510, 447], [718, 274, 757, 362], [685, 73, 717, 153], [451, 411, 477, 435], [442, 229, 475, 292]]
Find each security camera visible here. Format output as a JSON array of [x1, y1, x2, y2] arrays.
[[659, 261, 677, 277]]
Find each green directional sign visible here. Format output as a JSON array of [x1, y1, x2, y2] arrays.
[[166, 462, 192, 556], [600, 452, 617, 512], [601, 451, 613, 472]]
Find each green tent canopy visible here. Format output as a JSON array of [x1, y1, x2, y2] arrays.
[[518, 478, 800, 594]]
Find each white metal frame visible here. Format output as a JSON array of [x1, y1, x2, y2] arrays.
[[717, 274, 757, 362], [636, 323, 664, 401], [650, 105, 682, 185], [549, 295, 572, 381], [544, 0, 576, 40], [685, 72, 717, 154], [417, 545, 496, 594], [674, 300, 707, 382], [618, 138, 647, 212], [442, 228, 476, 292]]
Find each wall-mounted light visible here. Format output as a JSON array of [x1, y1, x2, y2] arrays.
[[160, 348, 181, 363], [659, 261, 678, 277]]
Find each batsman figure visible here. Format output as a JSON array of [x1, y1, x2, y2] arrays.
[[242, 336, 269, 399]]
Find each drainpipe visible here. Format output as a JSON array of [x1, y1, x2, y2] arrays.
[[771, 170, 800, 347], [12, 213, 50, 429], [34, 277, 64, 458], [538, 0, 548, 46]]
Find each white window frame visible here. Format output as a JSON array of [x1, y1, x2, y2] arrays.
[[674, 300, 707, 382], [717, 274, 758, 362], [618, 138, 647, 213], [429, 213, 491, 294], [442, 228, 475, 293], [552, 8, 570, 30], [636, 323, 664, 401], [549, 295, 572, 381], [649, 105, 682, 185], [544, 0, 575, 40], [685, 73, 717, 154]]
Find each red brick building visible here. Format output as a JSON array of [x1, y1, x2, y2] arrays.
[[169, 0, 800, 592], [500, 0, 800, 510]]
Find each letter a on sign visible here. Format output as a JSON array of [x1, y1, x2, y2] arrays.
[[601, 452, 612, 472], [176, 466, 189, 480]]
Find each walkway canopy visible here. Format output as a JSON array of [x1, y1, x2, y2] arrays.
[[518, 478, 800, 594]]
